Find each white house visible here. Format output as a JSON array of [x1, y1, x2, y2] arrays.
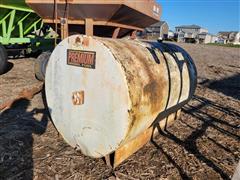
[[144, 21, 169, 39], [175, 25, 219, 44], [176, 25, 208, 34], [218, 32, 240, 45], [198, 33, 218, 44], [168, 30, 174, 39], [175, 25, 208, 43]]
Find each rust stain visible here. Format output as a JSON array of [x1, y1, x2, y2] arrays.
[[72, 91, 84, 105], [82, 37, 90, 47], [122, 42, 166, 135], [143, 80, 162, 113], [75, 36, 81, 44], [99, 39, 168, 141]]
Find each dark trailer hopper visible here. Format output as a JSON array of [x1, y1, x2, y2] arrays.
[[26, 0, 162, 39]]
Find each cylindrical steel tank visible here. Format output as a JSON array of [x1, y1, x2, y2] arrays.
[[45, 35, 197, 158]]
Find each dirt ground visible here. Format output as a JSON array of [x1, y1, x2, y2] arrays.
[[0, 43, 239, 180]]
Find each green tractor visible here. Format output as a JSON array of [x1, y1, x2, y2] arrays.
[[0, 0, 55, 75]]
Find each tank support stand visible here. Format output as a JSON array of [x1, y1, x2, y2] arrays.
[[104, 110, 181, 168]]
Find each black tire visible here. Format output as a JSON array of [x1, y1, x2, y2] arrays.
[[34, 51, 51, 81], [0, 45, 8, 75]]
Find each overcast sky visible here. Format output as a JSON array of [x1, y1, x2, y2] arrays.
[[158, 0, 240, 34]]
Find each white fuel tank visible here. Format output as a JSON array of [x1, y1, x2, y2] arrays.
[[45, 35, 197, 158]]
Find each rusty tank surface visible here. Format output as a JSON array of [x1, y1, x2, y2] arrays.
[[45, 35, 197, 167], [27, 0, 198, 168], [25, 0, 161, 38]]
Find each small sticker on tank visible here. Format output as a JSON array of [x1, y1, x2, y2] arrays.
[[67, 49, 96, 69]]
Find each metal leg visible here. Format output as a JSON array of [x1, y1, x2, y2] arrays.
[[85, 18, 94, 36], [112, 27, 120, 39], [130, 30, 137, 40], [60, 18, 69, 40]]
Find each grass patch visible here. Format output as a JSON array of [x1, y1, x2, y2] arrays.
[[207, 43, 240, 48]]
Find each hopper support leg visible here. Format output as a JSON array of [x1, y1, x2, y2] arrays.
[[85, 18, 94, 36], [112, 27, 121, 39], [60, 18, 69, 40]]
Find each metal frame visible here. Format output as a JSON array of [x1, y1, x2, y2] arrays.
[[0, 5, 43, 45], [44, 18, 144, 39]]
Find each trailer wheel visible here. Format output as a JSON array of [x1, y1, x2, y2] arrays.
[[0, 45, 8, 75], [34, 51, 51, 81]]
